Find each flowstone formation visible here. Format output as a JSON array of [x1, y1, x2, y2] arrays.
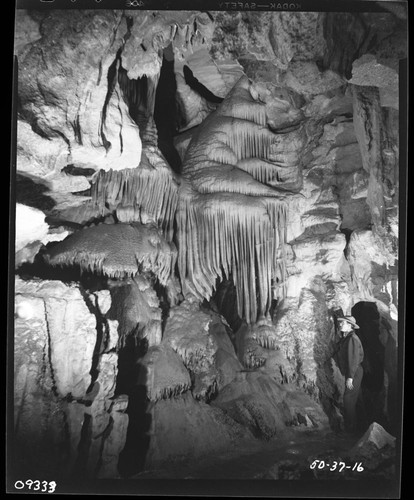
[[13, 7, 405, 480], [178, 75, 302, 324], [45, 222, 176, 285]]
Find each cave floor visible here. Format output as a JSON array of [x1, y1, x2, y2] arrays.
[[135, 428, 364, 480]]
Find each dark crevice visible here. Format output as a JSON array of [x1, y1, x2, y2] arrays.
[[94, 416, 114, 477], [117, 337, 151, 478], [351, 302, 388, 433], [101, 49, 123, 152], [340, 228, 353, 256], [72, 188, 92, 197], [72, 413, 92, 480], [153, 45, 182, 173], [72, 114, 83, 145], [44, 214, 105, 231], [79, 287, 110, 390], [62, 164, 96, 177], [183, 64, 224, 104], [118, 67, 150, 134], [97, 60, 103, 86], [124, 15, 134, 37], [117, 44, 182, 173], [119, 128, 124, 154], [211, 276, 243, 339], [44, 306, 60, 399], [153, 280, 171, 333], [30, 119, 52, 140], [16, 173, 56, 211]]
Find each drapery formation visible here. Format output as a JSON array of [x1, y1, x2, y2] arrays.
[[90, 152, 178, 241], [178, 76, 292, 323], [80, 75, 293, 324]]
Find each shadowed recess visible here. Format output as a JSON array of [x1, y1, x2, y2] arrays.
[[16, 173, 56, 211], [183, 64, 224, 104], [154, 44, 182, 173]]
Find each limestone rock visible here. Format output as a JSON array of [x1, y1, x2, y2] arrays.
[[12, 8, 404, 477], [14, 288, 68, 477], [163, 301, 220, 369], [323, 11, 406, 77], [235, 325, 267, 370], [284, 232, 347, 312], [352, 422, 396, 455], [272, 277, 334, 394], [15, 278, 97, 399], [211, 12, 326, 70], [211, 372, 289, 439], [352, 85, 399, 259], [182, 46, 243, 99], [283, 389, 329, 429], [17, 121, 69, 179], [163, 301, 241, 399], [211, 371, 328, 440], [174, 127, 197, 161], [15, 204, 49, 253], [85, 353, 127, 479], [15, 204, 70, 266], [108, 276, 163, 347], [17, 10, 142, 187], [346, 229, 397, 322], [14, 277, 127, 479], [97, 395, 129, 479], [350, 54, 399, 109], [13, 9, 42, 55], [284, 62, 345, 100], [137, 345, 191, 401], [348, 422, 396, 474], [145, 392, 253, 467]]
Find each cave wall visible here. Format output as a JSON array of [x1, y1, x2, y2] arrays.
[[14, 278, 127, 479], [12, 7, 406, 479]]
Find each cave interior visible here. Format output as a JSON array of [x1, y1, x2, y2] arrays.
[[12, 6, 405, 483]]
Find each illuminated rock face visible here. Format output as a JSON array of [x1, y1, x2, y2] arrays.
[[177, 75, 303, 324], [14, 278, 128, 479], [13, 8, 405, 478]]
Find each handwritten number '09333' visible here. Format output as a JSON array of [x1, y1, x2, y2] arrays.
[[14, 480, 57, 492]]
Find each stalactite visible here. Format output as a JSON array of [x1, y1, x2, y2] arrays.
[[218, 118, 274, 161], [90, 164, 178, 241], [177, 184, 287, 323], [177, 76, 297, 324]]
